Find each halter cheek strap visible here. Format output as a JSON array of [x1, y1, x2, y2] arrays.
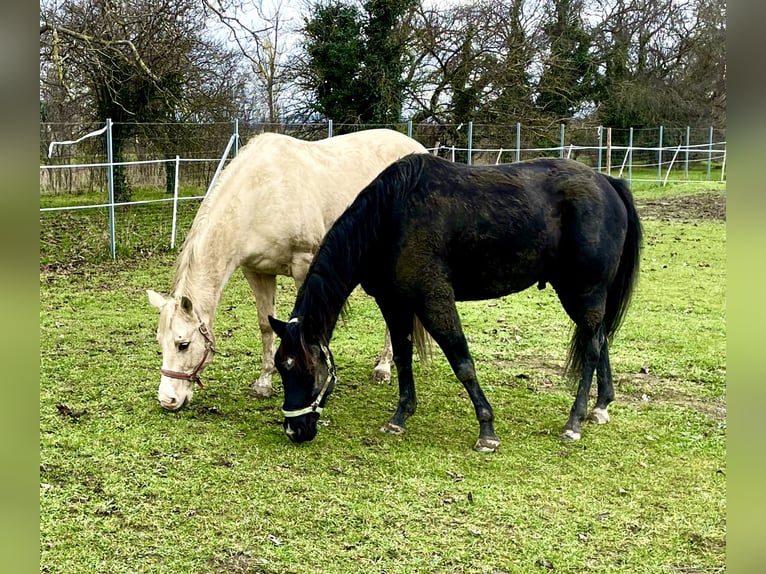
[[282, 344, 335, 418], [160, 321, 215, 389]]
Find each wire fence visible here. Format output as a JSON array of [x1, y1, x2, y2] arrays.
[[39, 120, 726, 263]]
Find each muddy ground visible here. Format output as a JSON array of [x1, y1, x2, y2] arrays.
[[635, 190, 726, 222]]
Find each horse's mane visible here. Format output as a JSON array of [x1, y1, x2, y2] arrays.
[[169, 134, 274, 298], [170, 162, 228, 297], [171, 207, 211, 297], [293, 153, 427, 345]]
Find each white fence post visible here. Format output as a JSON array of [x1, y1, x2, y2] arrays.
[[106, 118, 116, 260], [629, 127, 633, 184], [657, 126, 663, 185], [170, 155, 181, 249], [467, 121, 473, 165], [685, 126, 690, 179], [663, 144, 683, 186], [205, 134, 237, 197], [597, 126, 603, 172], [234, 119, 240, 156]]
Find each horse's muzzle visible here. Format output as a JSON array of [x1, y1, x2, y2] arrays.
[[283, 417, 318, 443]]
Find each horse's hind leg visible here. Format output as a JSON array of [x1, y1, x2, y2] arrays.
[[588, 339, 615, 425], [242, 270, 277, 398], [562, 321, 605, 440], [371, 327, 393, 384]]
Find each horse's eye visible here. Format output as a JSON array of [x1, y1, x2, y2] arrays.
[[178, 341, 190, 351]]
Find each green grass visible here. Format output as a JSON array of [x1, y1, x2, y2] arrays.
[[628, 176, 726, 200], [40, 183, 726, 573]]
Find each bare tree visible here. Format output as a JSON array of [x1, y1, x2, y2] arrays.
[[202, 0, 297, 124], [403, 0, 541, 142], [588, 0, 725, 130], [40, 0, 245, 198]]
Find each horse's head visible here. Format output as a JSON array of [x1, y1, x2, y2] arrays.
[[268, 315, 336, 444], [147, 290, 215, 410]]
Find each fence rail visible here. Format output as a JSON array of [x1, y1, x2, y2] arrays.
[[40, 120, 726, 260]]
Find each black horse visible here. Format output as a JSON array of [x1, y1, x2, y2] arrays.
[[269, 153, 642, 452]]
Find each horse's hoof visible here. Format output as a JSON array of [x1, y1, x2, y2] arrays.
[[380, 422, 405, 435], [249, 383, 273, 399], [561, 429, 581, 441], [587, 407, 610, 425], [371, 368, 391, 384], [473, 437, 500, 453]]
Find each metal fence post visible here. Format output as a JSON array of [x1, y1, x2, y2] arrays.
[[467, 121, 473, 165], [707, 126, 714, 180], [328, 120, 333, 138], [685, 126, 690, 179], [515, 122, 521, 163], [234, 119, 240, 156], [407, 119, 413, 138], [171, 155, 181, 249], [597, 126, 603, 173], [106, 118, 116, 259], [606, 127, 612, 174], [657, 125, 663, 185], [628, 127, 634, 184]]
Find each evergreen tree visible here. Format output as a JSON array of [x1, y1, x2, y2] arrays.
[[300, 0, 417, 129], [535, 0, 596, 121]]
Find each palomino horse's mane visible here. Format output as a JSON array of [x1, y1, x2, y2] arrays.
[[169, 133, 262, 299], [170, 170, 220, 298]]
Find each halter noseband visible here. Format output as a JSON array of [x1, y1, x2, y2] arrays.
[[160, 321, 215, 389], [281, 343, 336, 418]]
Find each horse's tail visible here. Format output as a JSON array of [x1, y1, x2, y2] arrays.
[[603, 175, 643, 341], [412, 317, 433, 363], [565, 175, 642, 379]]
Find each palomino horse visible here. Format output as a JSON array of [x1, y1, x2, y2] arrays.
[[147, 129, 427, 410], [269, 153, 642, 451]]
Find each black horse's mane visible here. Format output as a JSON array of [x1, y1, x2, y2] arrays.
[[291, 153, 427, 348]]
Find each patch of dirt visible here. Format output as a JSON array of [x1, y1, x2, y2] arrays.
[[616, 372, 726, 421], [636, 192, 726, 222], [502, 359, 726, 421]]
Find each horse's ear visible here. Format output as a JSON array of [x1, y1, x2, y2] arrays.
[[268, 315, 287, 339], [180, 296, 194, 316], [147, 290, 167, 310]]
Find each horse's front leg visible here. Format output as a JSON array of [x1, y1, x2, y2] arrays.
[[375, 300, 416, 435], [418, 299, 500, 453], [242, 270, 277, 398]]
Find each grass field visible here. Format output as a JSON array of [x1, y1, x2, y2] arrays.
[[40, 177, 726, 573]]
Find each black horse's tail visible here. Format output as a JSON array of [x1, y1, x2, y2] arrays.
[[603, 175, 643, 340], [565, 175, 642, 380]]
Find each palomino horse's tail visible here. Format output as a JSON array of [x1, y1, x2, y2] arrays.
[[565, 175, 642, 379], [602, 175, 643, 340], [413, 317, 432, 363]]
